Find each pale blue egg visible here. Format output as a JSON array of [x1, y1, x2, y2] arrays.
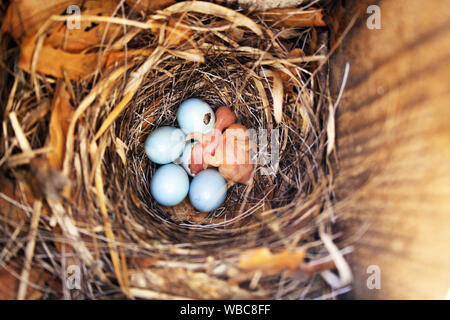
[[189, 169, 227, 212], [145, 126, 186, 164], [177, 98, 215, 135], [151, 164, 189, 206]]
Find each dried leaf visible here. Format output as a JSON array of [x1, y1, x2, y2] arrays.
[[276, 49, 305, 98], [0, 262, 55, 299], [19, 34, 152, 80], [12, 0, 153, 79], [310, 27, 318, 54], [298, 260, 336, 275], [2, 0, 82, 40], [151, 18, 192, 47], [256, 8, 327, 28], [114, 138, 128, 167], [253, 77, 272, 128], [48, 83, 73, 169], [44, 0, 122, 53], [0, 266, 21, 300], [167, 48, 204, 63], [126, 0, 175, 12], [265, 69, 284, 124], [19, 34, 100, 80], [162, 1, 263, 36], [129, 256, 159, 269], [298, 89, 312, 135], [238, 247, 306, 274]]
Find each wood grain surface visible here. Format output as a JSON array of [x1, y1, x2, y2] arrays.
[[331, 0, 450, 299]]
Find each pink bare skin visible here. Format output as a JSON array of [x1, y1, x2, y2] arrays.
[[185, 106, 254, 184], [214, 106, 236, 132], [203, 124, 255, 185], [186, 106, 236, 175]]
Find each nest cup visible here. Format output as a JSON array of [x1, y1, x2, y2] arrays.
[[120, 24, 329, 245], [0, 1, 343, 299], [126, 62, 304, 232]]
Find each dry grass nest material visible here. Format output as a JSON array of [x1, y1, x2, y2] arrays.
[[0, 1, 352, 299]]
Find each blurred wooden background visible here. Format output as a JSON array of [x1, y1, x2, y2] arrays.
[[331, 0, 450, 299]]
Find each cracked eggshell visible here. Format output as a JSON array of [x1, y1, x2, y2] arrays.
[[177, 98, 215, 135], [175, 141, 197, 177]]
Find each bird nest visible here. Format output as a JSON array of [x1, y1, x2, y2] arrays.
[[0, 0, 351, 299]]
